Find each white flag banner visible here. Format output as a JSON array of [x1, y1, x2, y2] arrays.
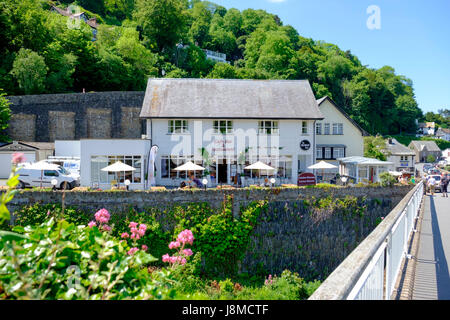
[[148, 145, 158, 187]]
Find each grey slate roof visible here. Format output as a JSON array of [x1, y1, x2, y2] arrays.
[[408, 140, 441, 152], [140, 78, 324, 120], [385, 138, 415, 156]]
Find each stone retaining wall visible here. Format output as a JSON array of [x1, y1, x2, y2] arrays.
[[5, 185, 413, 280], [5, 91, 145, 142]]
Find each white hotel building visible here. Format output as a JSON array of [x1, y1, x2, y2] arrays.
[[77, 78, 325, 189]]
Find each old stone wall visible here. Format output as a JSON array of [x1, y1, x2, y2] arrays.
[[5, 91, 145, 142], [5, 185, 413, 280]]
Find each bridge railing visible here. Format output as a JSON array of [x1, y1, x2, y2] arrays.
[[309, 181, 424, 300]]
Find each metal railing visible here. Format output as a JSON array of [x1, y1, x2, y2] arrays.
[[309, 181, 424, 300]]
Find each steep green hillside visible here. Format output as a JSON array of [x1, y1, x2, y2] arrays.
[[0, 0, 423, 135]]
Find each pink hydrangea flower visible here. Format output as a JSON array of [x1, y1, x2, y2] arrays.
[[102, 224, 111, 232], [88, 221, 96, 228], [129, 222, 138, 229], [141, 244, 148, 251], [121, 232, 129, 239], [169, 241, 180, 249], [182, 249, 193, 256], [94, 209, 110, 224], [11, 153, 25, 165], [177, 229, 194, 245], [127, 247, 139, 255], [162, 254, 170, 262]]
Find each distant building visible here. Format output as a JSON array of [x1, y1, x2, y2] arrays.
[[384, 138, 415, 174], [0, 141, 54, 178], [435, 127, 450, 141], [442, 148, 450, 162], [408, 140, 441, 163], [203, 49, 229, 64], [50, 6, 99, 41], [417, 122, 436, 136]]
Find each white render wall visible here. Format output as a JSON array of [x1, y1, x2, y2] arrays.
[[147, 118, 316, 185], [80, 139, 151, 190], [316, 99, 364, 158], [55, 140, 81, 157], [387, 154, 415, 172]]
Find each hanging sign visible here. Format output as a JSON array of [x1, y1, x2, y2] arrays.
[[300, 140, 311, 151]]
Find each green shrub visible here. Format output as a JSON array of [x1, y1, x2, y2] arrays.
[[0, 218, 176, 300], [379, 172, 397, 187]]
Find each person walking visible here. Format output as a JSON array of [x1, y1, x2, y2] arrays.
[[440, 173, 449, 198], [428, 175, 437, 196]]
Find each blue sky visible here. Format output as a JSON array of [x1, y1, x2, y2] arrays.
[[211, 0, 450, 114]]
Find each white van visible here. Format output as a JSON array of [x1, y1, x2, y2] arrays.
[[17, 166, 80, 190], [44, 157, 80, 179]]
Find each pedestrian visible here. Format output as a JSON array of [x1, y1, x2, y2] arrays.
[[440, 174, 449, 198], [428, 175, 437, 196]]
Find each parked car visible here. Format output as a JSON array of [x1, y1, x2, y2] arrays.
[[17, 166, 80, 190]]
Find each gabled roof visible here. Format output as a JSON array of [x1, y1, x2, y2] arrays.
[[140, 78, 324, 120], [385, 138, 415, 156], [408, 140, 441, 152], [316, 96, 369, 136], [0, 141, 54, 152]]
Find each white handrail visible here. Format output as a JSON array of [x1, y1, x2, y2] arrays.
[[309, 181, 424, 300]]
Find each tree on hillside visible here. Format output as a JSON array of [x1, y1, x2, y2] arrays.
[[134, 0, 187, 52], [0, 90, 11, 142], [10, 48, 48, 95], [364, 135, 389, 161]]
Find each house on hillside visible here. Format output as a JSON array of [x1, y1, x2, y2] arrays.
[[51, 6, 99, 41], [384, 138, 415, 175], [408, 140, 441, 163], [417, 122, 436, 136], [315, 96, 368, 180], [435, 127, 450, 142], [71, 79, 324, 189]]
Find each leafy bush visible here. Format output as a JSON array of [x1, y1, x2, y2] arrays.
[[379, 172, 397, 187], [0, 218, 176, 300], [9, 198, 268, 276]]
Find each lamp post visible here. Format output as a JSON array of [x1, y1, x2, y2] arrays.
[[270, 177, 276, 188], [202, 178, 208, 191], [51, 179, 58, 191], [341, 176, 348, 186], [125, 179, 131, 191]]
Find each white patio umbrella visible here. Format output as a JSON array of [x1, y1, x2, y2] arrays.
[[27, 161, 61, 188], [389, 171, 402, 176], [174, 161, 205, 186], [174, 161, 205, 171], [244, 161, 275, 182], [101, 161, 136, 188], [308, 161, 338, 182]]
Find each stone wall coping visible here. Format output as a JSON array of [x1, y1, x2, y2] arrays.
[[308, 181, 423, 300]]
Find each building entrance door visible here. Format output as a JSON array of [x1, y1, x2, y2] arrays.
[[218, 159, 227, 184]]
